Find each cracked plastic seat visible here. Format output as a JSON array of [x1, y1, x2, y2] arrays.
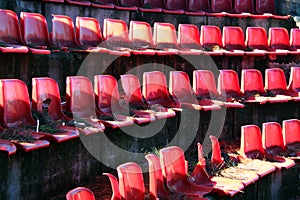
[[282, 119, 300, 154], [75, 16, 109, 53], [177, 24, 203, 55], [223, 26, 265, 56], [129, 21, 156, 55], [145, 154, 169, 200], [94, 75, 153, 125], [241, 69, 286, 103], [200, 26, 224, 56], [0, 9, 29, 53], [288, 67, 300, 97], [102, 18, 131, 56], [66, 76, 131, 129], [159, 146, 214, 198], [32, 77, 100, 136], [117, 162, 145, 200], [169, 71, 221, 111], [265, 68, 299, 101], [121, 74, 175, 119], [103, 173, 121, 200], [66, 187, 95, 200], [19, 12, 51, 54], [218, 70, 245, 108], [262, 122, 296, 168], [269, 27, 300, 55], [0, 79, 50, 151]]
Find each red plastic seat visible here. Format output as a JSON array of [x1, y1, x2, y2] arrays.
[[256, 0, 290, 19], [143, 71, 179, 109], [288, 67, 300, 95], [32, 77, 96, 134], [234, 0, 254, 14], [0, 79, 50, 151], [90, 0, 117, 8], [290, 28, 300, 50], [129, 21, 156, 55], [269, 27, 300, 55], [66, 187, 95, 200], [119, 0, 143, 9], [51, 15, 83, 51], [241, 69, 284, 104], [177, 24, 203, 55], [117, 162, 145, 200], [145, 154, 169, 200], [163, 0, 186, 14], [139, 0, 164, 12], [262, 122, 295, 168], [282, 119, 300, 152], [0, 9, 28, 53], [94, 75, 153, 124], [66, 76, 131, 129], [210, 0, 248, 17], [19, 12, 51, 54], [102, 18, 131, 56], [218, 70, 245, 108], [75, 16, 108, 53], [223, 26, 265, 56], [103, 173, 122, 200], [159, 146, 213, 197], [65, 0, 91, 6], [0, 137, 17, 156], [200, 26, 224, 56], [186, 0, 209, 15], [169, 71, 221, 111], [120, 74, 175, 119], [265, 68, 298, 101]]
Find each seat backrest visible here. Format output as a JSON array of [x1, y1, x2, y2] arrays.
[[262, 122, 285, 154], [103, 18, 130, 48], [94, 75, 121, 114], [164, 0, 187, 10], [246, 27, 269, 50], [282, 119, 300, 147], [193, 70, 219, 99], [223, 26, 246, 50], [0, 79, 36, 128], [153, 22, 179, 49], [66, 187, 95, 200], [169, 71, 197, 104], [103, 173, 121, 200], [76, 16, 103, 47], [210, 135, 223, 166], [240, 125, 265, 158], [268, 27, 290, 50], [218, 70, 242, 98], [143, 0, 164, 8], [178, 24, 201, 49], [159, 146, 187, 181], [265, 68, 287, 93], [234, 0, 255, 13], [200, 25, 223, 49], [255, 0, 275, 14], [290, 28, 300, 49], [143, 71, 172, 106], [94, 0, 120, 5], [288, 67, 300, 93], [188, 0, 210, 12], [0, 9, 24, 45], [32, 77, 68, 121], [241, 69, 265, 95], [20, 12, 51, 46], [210, 0, 234, 13], [145, 154, 169, 200], [129, 21, 155, 48], [66, 76, 97, 119], [51, 15, 79, 48], [120, 74, 145, 106], [119, 0, 143, 7], [117, 162, 145, 200]]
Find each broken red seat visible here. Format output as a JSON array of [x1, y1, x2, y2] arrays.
[[66, 187, 95, 200], [169, 71, 221, 111], [94, 75, 154, 125], [120, 74, 175, 119]]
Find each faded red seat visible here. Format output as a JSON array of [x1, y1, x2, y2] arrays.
[[102, 173, 121, 200], [0, 9, 28, 53], [145, 154, 169, 199], [282, 119, 300, 153], [169, 71, 221, 111], [177, 24, 203, 55], [94, 75, 154, 125], [19, 12, 51, 54], [66, 187, 95, 200], [121, 74, 175, 119], [262, 122, 296, 168], [117, 162, 145, 199]]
